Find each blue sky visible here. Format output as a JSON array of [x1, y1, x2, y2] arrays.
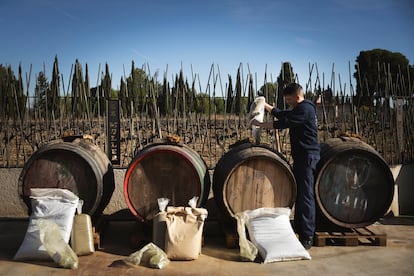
[[1, 0, 413, 95]]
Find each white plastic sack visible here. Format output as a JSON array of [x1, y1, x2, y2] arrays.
[[249, 96, 265, 144], [240, 207, 311, 263], [14, 188, 79, 260]]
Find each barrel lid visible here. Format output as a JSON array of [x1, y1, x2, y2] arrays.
[[316, 147, 394, 228], [124, 144, 209, 221]]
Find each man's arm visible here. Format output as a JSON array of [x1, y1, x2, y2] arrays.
[[251, 101, 290, 130], [272, 105, 307, 128], [250, 119, 274, 130]]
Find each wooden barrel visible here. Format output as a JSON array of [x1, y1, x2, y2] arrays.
[[315, 137, 394, 228], [124, 143, 211, 221], [213, 142, 296, 220], [19, 138, 115, 216]]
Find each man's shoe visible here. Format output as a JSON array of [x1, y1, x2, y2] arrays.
[[300, 236, 313, 250]]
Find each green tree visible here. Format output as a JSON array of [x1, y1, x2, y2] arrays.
[[49, 56, 61, 117], [259, 82, 278, 105], [102, 63, 112, 99], [172, 70, 185, 115], [196, 93, 213, 114], [234, 68, 242, 115], [15, 64, 27, 120], [71, 59, 88, 118], [127, 61, 149, 114], [0, 65, 8, 120], [158, 76, 171, 116], [185, 78, 196, 113], [84, 63, 91, 115], [247, 74, 255, 108], [354, 49, 410, 101], [119, 77, 129, 116], [189, 78, 198, 113], [214, 97, 225, 114], [0, 65, 26, 120], [276, 62, 295, 109], [225, 75, 233, 114], [34, 71, 49, 119]]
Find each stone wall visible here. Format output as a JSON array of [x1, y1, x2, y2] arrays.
[[0, 168, 127, 218]]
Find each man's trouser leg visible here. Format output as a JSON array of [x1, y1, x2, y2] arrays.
[[293, 154, 319, 239]]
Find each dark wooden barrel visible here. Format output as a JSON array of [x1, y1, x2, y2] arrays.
[[213, 142, 296, 220], [124, 143, 211, 221], [315, 137, 394, 228], [19, 138, 115, 217]]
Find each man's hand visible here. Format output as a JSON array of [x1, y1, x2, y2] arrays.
[[264, 102, 274, 113]]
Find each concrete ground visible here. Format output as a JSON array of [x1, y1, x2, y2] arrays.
[[0, 215, 413, 276]]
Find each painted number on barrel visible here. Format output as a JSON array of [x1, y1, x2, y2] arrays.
[[330, 156, 372, 220], [334, 193, 368, 212]]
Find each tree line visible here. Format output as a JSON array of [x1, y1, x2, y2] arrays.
[[1, 49, 413, 122]]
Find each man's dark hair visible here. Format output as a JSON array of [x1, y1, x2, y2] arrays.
[[283, 83, 302, 96]]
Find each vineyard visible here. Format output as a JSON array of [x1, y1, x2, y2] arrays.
[[1, 58, 413, 168]]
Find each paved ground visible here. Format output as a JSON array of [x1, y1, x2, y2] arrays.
[[0, 215, 413, 276]]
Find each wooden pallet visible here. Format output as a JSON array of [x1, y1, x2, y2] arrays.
[[314, 227, 386, 247]]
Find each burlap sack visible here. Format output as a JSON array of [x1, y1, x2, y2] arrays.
[[164, 206, 208, 260]]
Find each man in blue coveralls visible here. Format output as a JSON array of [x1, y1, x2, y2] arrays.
[[251, 83, 320, 249]]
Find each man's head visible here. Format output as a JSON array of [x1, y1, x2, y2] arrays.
[[283, 83, 304, 107]]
